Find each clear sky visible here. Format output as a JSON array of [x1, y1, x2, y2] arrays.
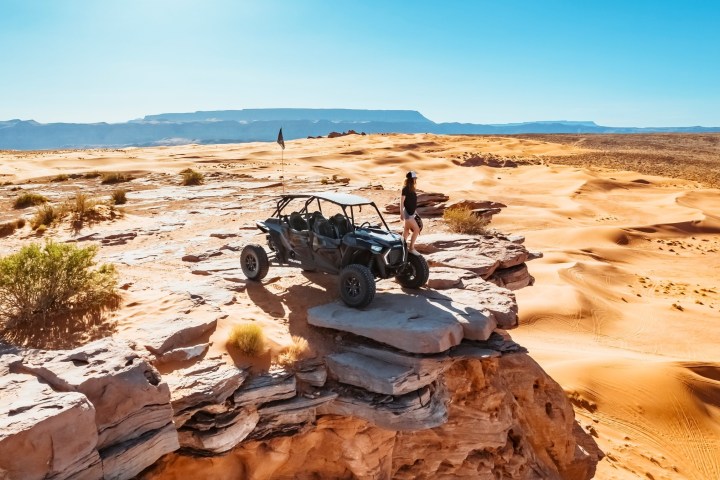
[[1, 0, 719, 126]]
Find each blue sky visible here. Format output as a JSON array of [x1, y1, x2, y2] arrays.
[[1, 0, 718, 126]]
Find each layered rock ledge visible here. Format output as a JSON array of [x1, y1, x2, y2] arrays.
[[0, 233, 598, 480]]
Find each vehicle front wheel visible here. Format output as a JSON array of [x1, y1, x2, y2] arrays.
[[240, 244, 270, 281], [396, 252, 429, 289], [339, 264, 376, 308]]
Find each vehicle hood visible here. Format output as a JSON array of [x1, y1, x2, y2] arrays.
[[353, 228, 403, 247]]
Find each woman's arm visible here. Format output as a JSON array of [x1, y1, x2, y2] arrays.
[[400, 194, 405, 219]]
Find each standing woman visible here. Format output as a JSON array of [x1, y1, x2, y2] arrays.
[[400, 170, 420, 254]]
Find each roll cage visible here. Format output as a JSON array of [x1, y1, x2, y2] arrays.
[[268, 192, 392, 232]]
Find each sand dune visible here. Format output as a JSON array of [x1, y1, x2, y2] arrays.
[[2, 133, 720, 479]]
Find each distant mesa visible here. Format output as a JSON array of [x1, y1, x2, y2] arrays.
[[2, 108, 719, 150], [139, 108, 432, 124]]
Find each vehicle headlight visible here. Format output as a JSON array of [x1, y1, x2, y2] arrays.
[[371, 245, 383, 253]]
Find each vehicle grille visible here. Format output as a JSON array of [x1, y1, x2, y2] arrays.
[[386, 247, 404, 266]]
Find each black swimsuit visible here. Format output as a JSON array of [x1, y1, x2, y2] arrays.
[[402, 186, 417, 216]]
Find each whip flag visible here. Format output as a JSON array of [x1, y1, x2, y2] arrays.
[[278, 127, 285, 193]]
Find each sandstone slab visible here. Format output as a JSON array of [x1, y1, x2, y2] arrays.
[[99, 423, 179, 480], [342, 343, 448, 373], [417, 233, 531, 271], [326, 352, 441, 396], [233, 367, 297, 407], [179, 408, 259, 453], [165, 359, 248, 425], [450, 280, 519, 329], [413, 289, 498, 341], [295, 364, 328, 387], [16, 338, 174, 450], [426, 266, 475, 289], [493, 263, 533, 290], [416, 233, 483, 254], [0, 373, 102, 480], [250, 392, 338, 440], [426, 250, 500, 278], [307, 293, 465, 353], [131, 315, 217, 356], [155, 343, 210, 365], [318, 383, 448, 431]]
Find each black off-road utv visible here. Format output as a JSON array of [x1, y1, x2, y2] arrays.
[[240, 192, 429, 308]]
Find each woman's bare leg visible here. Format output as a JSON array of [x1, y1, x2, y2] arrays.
[[407, 218, 420, 251]]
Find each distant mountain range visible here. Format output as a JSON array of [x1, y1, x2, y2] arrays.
[[1, 108, 719, 150]]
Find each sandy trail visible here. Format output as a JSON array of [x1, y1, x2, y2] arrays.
[[2, 133, 719, 479]]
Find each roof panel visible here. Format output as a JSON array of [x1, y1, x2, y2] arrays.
[[282, 192, 374, 206]]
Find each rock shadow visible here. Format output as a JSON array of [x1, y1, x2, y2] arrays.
[[0, 297, 120, 350]]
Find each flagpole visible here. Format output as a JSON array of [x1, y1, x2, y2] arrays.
[[277, 127, 286, 194]]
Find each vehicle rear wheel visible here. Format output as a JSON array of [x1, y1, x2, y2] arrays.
[[339, 264, 376, 308], [241, 244, 270, 281], [396, 252, 429, 289]]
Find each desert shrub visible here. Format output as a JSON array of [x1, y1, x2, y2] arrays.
[[0, 221, 17, 237], [181, 169, 204, 186], [51, 174, 69, 182], [276, 335, 311, 367], [443, 206, 490, 235], [0, 218, 25, 236], [228, 323, 265, 355], [0, 241, 118, 328], [66, 192, 97, 222], [110, 189, 127, 205], [13, 193, 48, 209], [84, 171, 101, 179], [31, 204, 58, 230], [101, 172, 132, 184]]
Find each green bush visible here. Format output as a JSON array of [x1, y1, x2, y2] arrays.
[[13, 193, 48, 209], [31, 204, 58, 230], [111, 189, 127, 205], [228, 323, 265, 355], [443, 206, 490, 235], [101, 172, 132, 184], [181, 169, 204, 186], [0, 242, 118, 328]]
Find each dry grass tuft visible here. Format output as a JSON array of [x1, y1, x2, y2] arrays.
[[111, 189, 127, 205], [0, 220, 20, 237], [228, 323, 265, 356], [51, 174, 69, 182], [13, 193, 48, 209], [181, 169, 204, 186], [66, 192, 97, 223], [443, 206, 490, 235], [101, 172, 132, 184], [276, 336, 311, 367], [31, 204, 58, 230], [84, 171, 101, 179]]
